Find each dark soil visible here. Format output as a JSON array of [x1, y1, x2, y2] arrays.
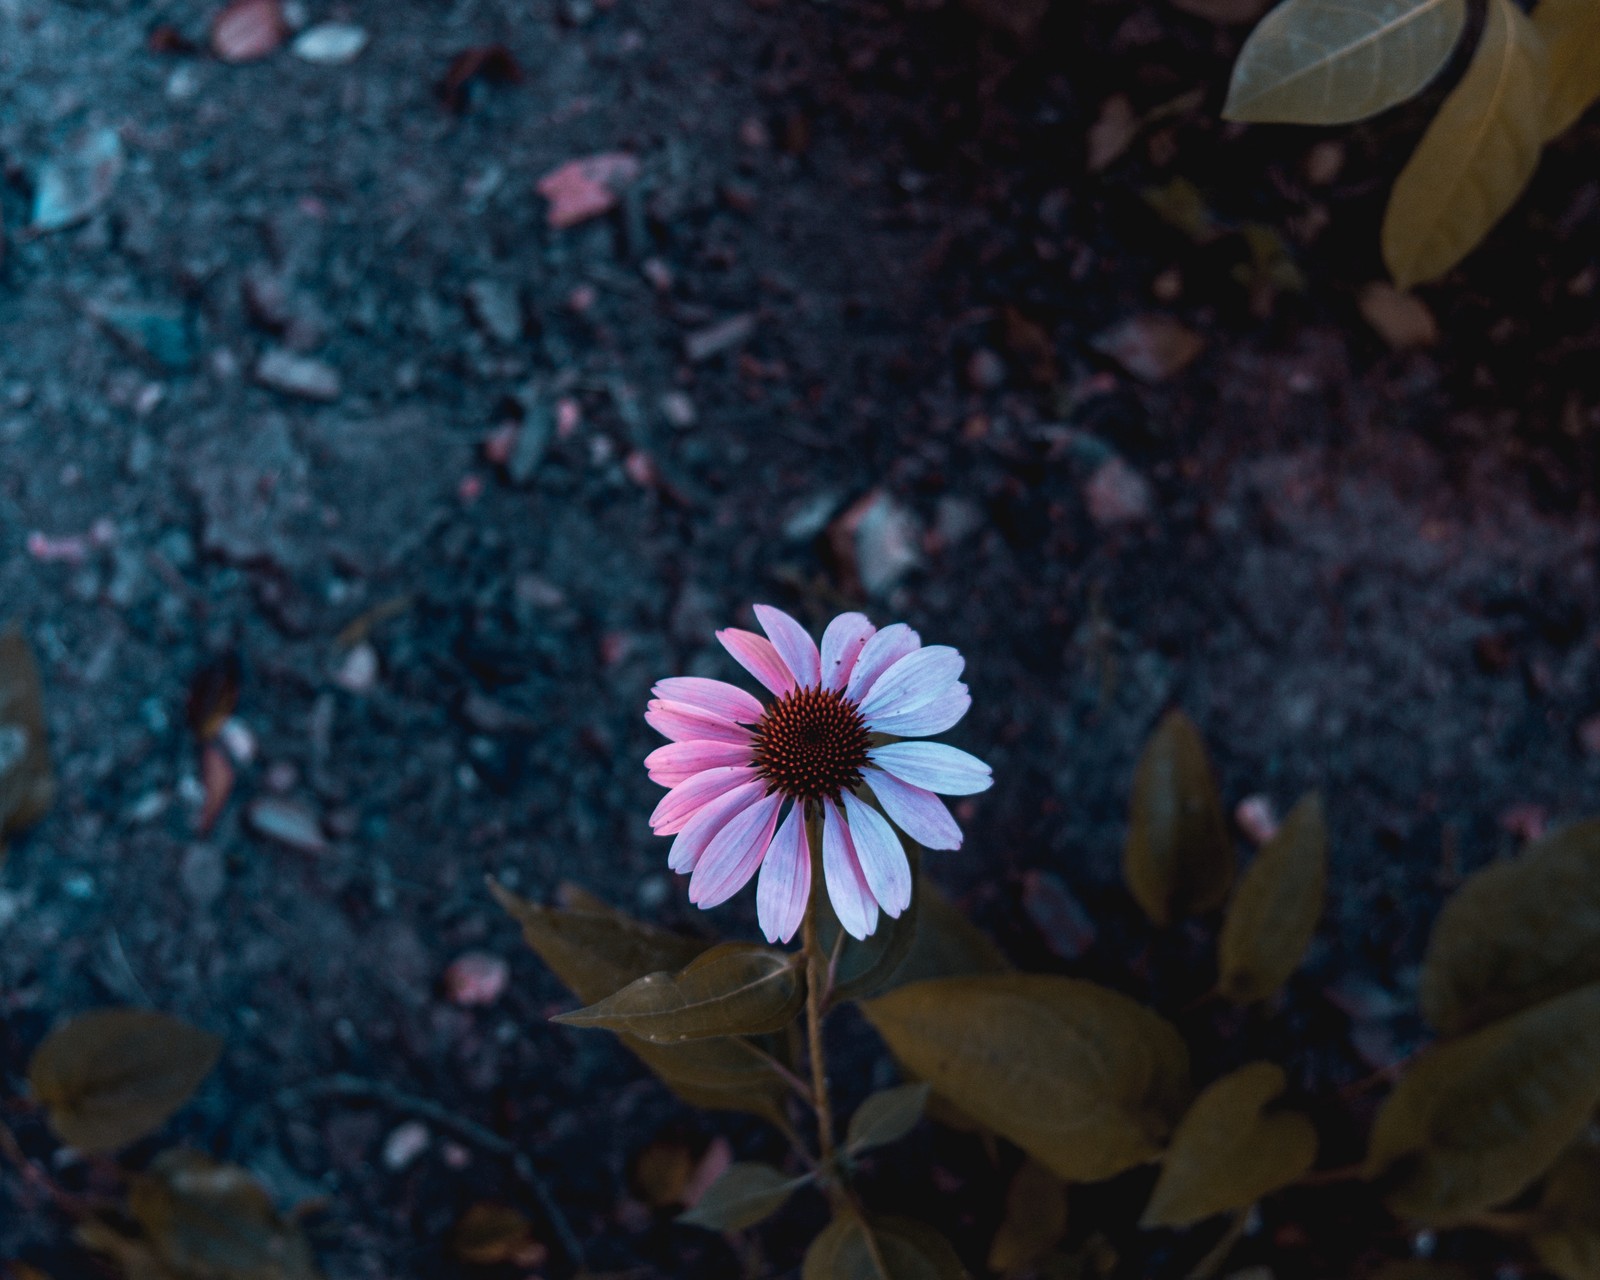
[[2, 0, 1597, 1276]]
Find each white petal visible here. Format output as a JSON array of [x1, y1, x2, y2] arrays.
[[754, 604, 822, 688], [865, 685, 971, 737], [869, 741, 993, 796], [688, 791, 784, 908], [822, 798, 879, 941], [756, 803, 810, 943], [844, 623, 921, 704], [863, 768, 963, 851], [652, 677, 765, 724], [858, 646, 965, 722], [667, 779, 766, 873], [819, 612, 876, 693], [717, 628, 796, 697], [841, 790, 913, 916]]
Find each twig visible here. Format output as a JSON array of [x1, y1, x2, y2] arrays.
[[732, 1036, 815, 1108]]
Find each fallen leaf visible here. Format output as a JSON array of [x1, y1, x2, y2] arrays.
[[1092, 315, 1205, 383], [197, 744, 234, 837], [211, 0, 287, 63], [537, 153, 640, 229], [452, 1202, 546, 1267], [1359, 282, 1439, 349], [1021, 870, 1097, 960], [830, 490, 922, 599], [437, 45, 522, 112], [32, 128, 125, 231], [1087, 95, 1140, 172]]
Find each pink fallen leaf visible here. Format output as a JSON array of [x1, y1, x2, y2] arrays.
[[444, 953, 510, 1007], [197, 744, 235, 836], [681, 1137, 735, 1209], [536, 153, 640, 229], [211, 0, 286, 63], [1235, 794, 1280, 845]]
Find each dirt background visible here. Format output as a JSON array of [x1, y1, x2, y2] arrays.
[[2, 0, 1598, 1275]]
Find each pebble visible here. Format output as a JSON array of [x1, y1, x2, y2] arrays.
[[382, 1121, 430, 1172], [1084, 457, 1154, 527], [1235, 794, 1279, 845], [465, 279, 523, 345], [256, 348, 341, 401], [212, 0, 287, 63], [247, 797, 328, 854], [181, 845, 226, 909], [658, 390, 697, 429], [833, 490, 920, 597], [443, 953, 510, 1007], [291, 22, 369, 64], [334, 642, 379, 694], [683, 312, 756, 363]]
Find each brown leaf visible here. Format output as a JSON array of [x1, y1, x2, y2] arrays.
[[211, 0, 286, 63], [863, 975, 1190, 1182], [1217, 792, 1327, 1003], [436, 45, 523, 112], [1123, 710, 1234, 926], [1536, 0, 1600, 140], [451, 1202, 546, 1267], [1092, 315, 1205, 384], [1533, 1138, 1600, 1280], [1087, 95, 1140, 173], [987, 1161, 1068, 1274], [1141, 1062, 1317, 1227], [0, 626, 54, 842], [803, 1214, 968, 1279], [1358, 282, 1440, 350], [29, 1009, 222, 1153], [184, 653, 241, 744]]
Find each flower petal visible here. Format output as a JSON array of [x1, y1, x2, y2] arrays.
[[756, 802, 811, 943], [717, 628, 796, 698], [689, 791, 784, 909], [645, 700, 753, 746], [844, 623, 922, 704], [645, 740, 753, 787], [823, 798, 880, 941], [754, 604, 822, 688], [841, 790, 913, 916], [869, 741, 993, 796], [864, 768, 963, 851], [668, 779, 767, 873], [858, 646, 965, 722], [652, 677, 765, 724], [866, 686, 971, 737], [820, 612, 876, 693], [650, 766, 759, 835]]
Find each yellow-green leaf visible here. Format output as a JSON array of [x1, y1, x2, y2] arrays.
[[845, 1082, 931, 1155], [450, 1203, 543, 1266], [862, 974, 1190, 1182], [1533, 1139, 1600, 1280], [678, 1162, 806, 1232], [803, 1215, 968, 1280], [1420, 819, 1600, 1035], [1217, 793, 1327, 1004], [0, 625, 55, 841], [29, 1009, 222, 1154], [883, 880, 1011, 992], [1141, 1062, 1317, 1228], [987, 1161, 1068, 1275], [1223, 0, 1467, 124], [1534, 0, 1600, 139], [1365, 981, 1600, 1223], [1381, 0, 1550, 288], [1124, 710, 1233, 926]]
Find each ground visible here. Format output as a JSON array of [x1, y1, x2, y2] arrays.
[[1, 0, 1598, 1276]]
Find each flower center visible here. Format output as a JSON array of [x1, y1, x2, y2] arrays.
[[750, 686, 871, 802]]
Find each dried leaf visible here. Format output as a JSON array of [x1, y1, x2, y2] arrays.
[[1366, 981, 1600, 1222], [451, 1203, 545, 1267], [863, 975, 1190, 1182], [1420, 819, 1600, 1035], [1141, 1062, 1317, 1227], [1123, 710, 1233, 927], [987, 1161, 1068, 1274], [1381, 0, 1548, 288], [803, 1214, 968, 1280], [845, 1082, 931, 1155], [1217, 793, 1327, 1003], [1091, 315, 1205, 384], [1533, 1139, 1600, 1280], [818, 844, 923, 1003], [1224, 0, 1467, 124], [536, 153, 640, 229], [29, 1009, 222, 1153], [0, 626, 54, 840], [678, 1162, 805, 1232], [1358, 282, 1440, 349], [1534, 0, 1600, 139]]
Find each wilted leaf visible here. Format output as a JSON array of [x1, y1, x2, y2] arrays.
[[845, 1082, 931, 1155], [1366, 981, 1600, 1222], [29, 1009, 222, 1153], [678, 1162, 805, 1232], [130, 1149, 321, 1279], [0, 626, 54, 840], [987, 1161, 1068, 1274], [1420, 819, 1600, 1034], [451, 1203, 546, 1267], [1141, 1062, 1317, 1227], [1533, 1139, 1600, 1280], [1123, 710, 1233, 927], [1381, 0, 1548, 288], [1534, 0, 1600, 139], [1223, 0, 1467, 124], [863, 975, 1190, 1182], [818, 844, 923, 1003], [1217, 793, 1327, 1003], [803, 1214, 968, 1280]]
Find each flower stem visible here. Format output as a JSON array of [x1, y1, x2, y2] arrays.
[[802, 886, 837, 1175]]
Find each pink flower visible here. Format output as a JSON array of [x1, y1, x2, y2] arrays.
[[645, 606, 992, 944]]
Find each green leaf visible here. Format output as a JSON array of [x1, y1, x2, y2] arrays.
[[1365, 981, 1600, 1223], [1123, 710, 1233, 927], [0, 625, 55, 844], [803, 1215, 968, 1280], [862, 975, 1190, 1182], [987, 1161, 1068, 1275], [818, 841, 923, 1003], [1534, 0, 1600, 139], [1217, 793, 1327, 1004], [678, 1162, 806, 1232], [129, 1149, 322, 1279], [1420, 819, 1600, 1035], [884, 880, 1011, 991], [29, 1009, 223, 1154], [1381, 0, 1550, 288], [1223, 0, 1467, 124], [552, 942, 804, 1043], [845, 1082, 931, 1155], [1533, 1139, 1600, 1280], [1141, 1062, 1317, 1228]]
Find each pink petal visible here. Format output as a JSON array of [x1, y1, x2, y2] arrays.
[[652, 677, 765, 724], [668, 780, 767, 873], [867, 686, 971, 737], [754, 604, 821, 688], [756, 803, 811, 943], [820, 612, 876, 693], [650, 766, 759, 835], [823, 798, 880, 941], [689, 791, 784, 908], [645, 700, 753, 746], [844, 623, 922, 704], [646, 740, 754, 787], [869, 741, 993, 796], [536, 152, 641, 229], [858, 646, 965, 722], [717, 628, 796, 698], [841, 790, 913, 916], [864, 768, 963, 851]]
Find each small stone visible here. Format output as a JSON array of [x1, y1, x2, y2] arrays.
[[1304, 140, 1345, 186], [935, 496, 984, 548], [966, 347, 1007, 390], [443, 953, 510, 1007], [334, 643, 379, 693], [658, 390, 696, 429], [382, 1121, 430, 1172], [180, 844, 226, 909], [212, 0, 286, 62], [1084, 457, 1154, 527], [465, 280, 523, 345], [1091, 313, 1205, 383], [247, 797, 328, 854], [536, 153, 640, 229], [683, 313, 756, 363], [783, 492, 842, 543], [256, 348, 341, 401], [291, 22, 368, 64], [1235, 794, 1279, 845]]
